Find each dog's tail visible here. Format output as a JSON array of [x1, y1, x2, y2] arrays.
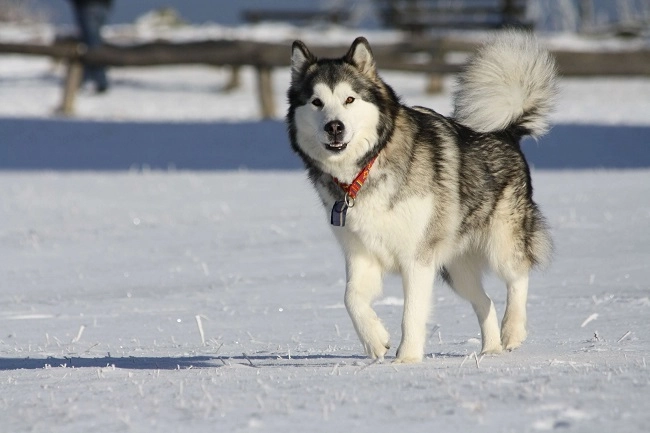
[[453, 31, 557, 138]]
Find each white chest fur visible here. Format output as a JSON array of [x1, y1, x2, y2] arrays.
[[318, 181, 434, 272]]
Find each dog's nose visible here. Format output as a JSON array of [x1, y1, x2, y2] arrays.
[[324, 120, 345, 136]]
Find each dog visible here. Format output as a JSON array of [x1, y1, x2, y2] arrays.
[[286, 32, 556, 363]]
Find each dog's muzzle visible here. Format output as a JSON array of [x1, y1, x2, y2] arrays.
[[324, 120, 347, 152]]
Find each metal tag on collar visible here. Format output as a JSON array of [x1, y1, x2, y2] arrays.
[[330, 200, 348, 227], [331, 193, 355, 227]]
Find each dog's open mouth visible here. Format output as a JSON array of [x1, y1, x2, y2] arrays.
[[325, 141, 348, 152]]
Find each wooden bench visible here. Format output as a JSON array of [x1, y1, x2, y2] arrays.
[[374, 0, 532, 33], [1, 37, 650, 119], [0, 38, 463, 118]]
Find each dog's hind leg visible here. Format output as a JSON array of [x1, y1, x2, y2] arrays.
[[395, 263, 437, 363], [501, 273, 529, 351], [444, 255, 502, 354], [344, 251, 390, 360]]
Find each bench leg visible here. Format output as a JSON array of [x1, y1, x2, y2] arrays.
[[426, 74, 444, 94], [58, 60, 83, 116], [256, 66, 275, 119], [223, 65, 241, 91]]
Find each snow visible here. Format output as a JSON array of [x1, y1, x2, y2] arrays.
[[2, 170, 649, 432], [1, 22, 650, 432]]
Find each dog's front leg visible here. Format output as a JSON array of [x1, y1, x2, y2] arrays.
[[395, 263, 436, 363], [344, 252, 390, 360]]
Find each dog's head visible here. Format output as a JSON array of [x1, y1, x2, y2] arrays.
[[287, 37, 398, 179]]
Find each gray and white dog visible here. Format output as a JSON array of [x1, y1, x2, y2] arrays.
[[286, 32, 556, 363]]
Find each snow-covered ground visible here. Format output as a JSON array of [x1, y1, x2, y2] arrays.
[[1, 22, 650, 432], [1, 170, 649, 432]]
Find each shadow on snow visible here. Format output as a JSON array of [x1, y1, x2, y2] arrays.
[[1, 118, 649, 170], [0, 352, 468, 370], [0, 354, 363, 371]]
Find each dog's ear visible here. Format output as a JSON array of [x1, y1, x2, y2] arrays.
[[344, 37, 376, 78], [291, 40, 315, 83]]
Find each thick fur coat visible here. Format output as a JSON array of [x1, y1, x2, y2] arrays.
[[286, 32, 557, 363]]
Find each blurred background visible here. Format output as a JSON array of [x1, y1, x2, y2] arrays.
[[1, 0, 649, 169], [8, 0, 650, 33]]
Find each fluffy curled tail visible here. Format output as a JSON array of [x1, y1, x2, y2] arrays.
[[453, 31, 557, 138]]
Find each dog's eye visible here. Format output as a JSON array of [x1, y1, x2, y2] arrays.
[[311, 98, 323, 107], [345, 96, 355, 104]]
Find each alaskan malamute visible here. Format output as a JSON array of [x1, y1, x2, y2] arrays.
[[286, 32, 556, 363]]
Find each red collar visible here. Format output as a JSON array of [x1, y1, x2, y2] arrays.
[[332, 156, 378, 201]]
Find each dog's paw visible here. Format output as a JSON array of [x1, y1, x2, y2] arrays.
[[394, 344, 424, 364], [359, 320, 391, 360], [480, 335, 503, 355], [480, 344, 503, 355], [364, 343, 390, 360], [501, 321, 527, 351]]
